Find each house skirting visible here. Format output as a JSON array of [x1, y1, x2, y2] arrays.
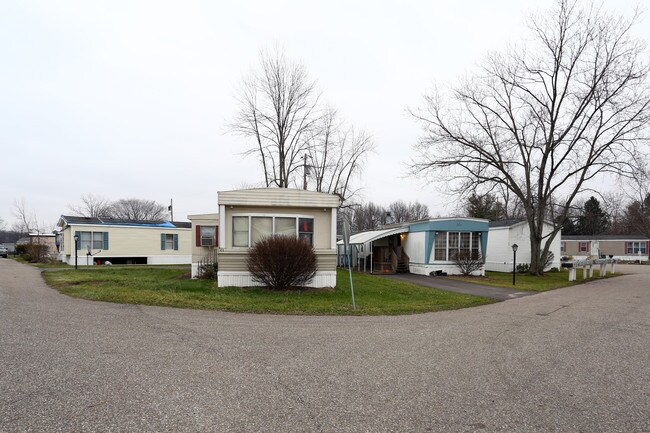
[[217, 271, 337, 288], [60, 254, 191, 266], [409, 263, 484, 277]]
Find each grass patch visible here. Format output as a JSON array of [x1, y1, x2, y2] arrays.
[[449, 269, 620, 292], [42, 267, 494, 315]]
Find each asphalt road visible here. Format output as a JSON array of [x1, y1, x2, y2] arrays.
[[1, 259, 648, 432]]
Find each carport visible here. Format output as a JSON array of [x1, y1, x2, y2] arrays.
[[337, 226, 410, 273]]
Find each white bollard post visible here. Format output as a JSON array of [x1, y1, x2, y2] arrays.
[[589, 265, 594, 278], [600, 263, 606, 277], [569, 267, 576, 282], [582, 265, 587, 280]]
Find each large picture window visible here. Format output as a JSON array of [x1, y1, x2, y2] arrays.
[[433, 231, 481, 261], [232, 215, 314, 247]]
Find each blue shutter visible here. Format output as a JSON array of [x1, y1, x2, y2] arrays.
[[161, 233, 166, 250], [74, 231, 80, 250], [103, 232, 109, 250], [173, 234, 179, 250]]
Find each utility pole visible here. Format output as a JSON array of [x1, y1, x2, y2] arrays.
[[302, 154, 308, 190]]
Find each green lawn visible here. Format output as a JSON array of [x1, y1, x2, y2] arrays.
[[449, 269, 619, 292], [42, 267, 494, 315]]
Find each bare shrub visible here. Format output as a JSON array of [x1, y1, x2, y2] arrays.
[[25, 243, 50, 263], [247, 235, 317, 290], [452, 251, 484, 276]]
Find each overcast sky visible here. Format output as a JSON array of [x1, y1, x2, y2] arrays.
[[1, 0, 647, 230]]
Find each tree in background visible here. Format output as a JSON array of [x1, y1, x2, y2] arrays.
[[231, 49, 320, 189], [231, 49, 373, 205], [410, 0, 650, 274], [67, 196, 167, 221], [339, 200, 430, 233], [576, 197, 610, 235], [622, 193, 650, 237], [67, 194, 113, 218], [465, 193, 506, 221], [105, 199, 167, 221], [306, 108, 374, 204]]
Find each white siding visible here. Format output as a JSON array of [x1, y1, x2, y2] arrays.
[[403, 232, 425, 264], [485, 222, 561, 272], [218, 271, 336, 288]]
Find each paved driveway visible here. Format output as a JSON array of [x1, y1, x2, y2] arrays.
[[383, 273, 537, 300], [1, 259, 648, 432]]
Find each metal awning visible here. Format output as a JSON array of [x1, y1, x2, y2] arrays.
[[337, 226, 409, 246]]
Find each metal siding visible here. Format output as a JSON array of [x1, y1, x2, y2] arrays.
[[218, 189, 340, 208]]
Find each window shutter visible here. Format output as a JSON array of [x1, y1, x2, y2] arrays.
[[161, 233, 166, 250], [103, 232, 109, 250], [74, 231, 80, 250], [196, 225, 201, 247], [173, 234, 179, 250], [215, 225, 219, 246]]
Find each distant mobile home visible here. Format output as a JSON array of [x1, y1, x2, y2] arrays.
[[561, 234, 650, 261], [56, 215, 191, 266]]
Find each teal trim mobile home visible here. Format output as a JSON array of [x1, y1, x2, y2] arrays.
[[338, 218, 489, 276]]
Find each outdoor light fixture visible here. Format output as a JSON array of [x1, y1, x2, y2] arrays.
[[73, 234, 79, 270], [512, 243, 519, 285]]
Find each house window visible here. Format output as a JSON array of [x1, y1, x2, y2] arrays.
[[275, 217, 296, 237], [161, 233, 179, 250], [298, 218, 313, 245], [471, 233, 480, 259], [560, 242, 565, 253], [76, 231, 108, 251], [233, 216, 249, 247], [232, 215, 314, 247], [626, 241, 647, 254], [252, 217, 273, 244], [434, 233, 447, 261], [579, 242, 589, 252], [200, 226, 216, 247]]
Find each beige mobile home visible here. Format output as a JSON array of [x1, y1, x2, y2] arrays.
[[56, 215, 191, 266], [188, 213, 219, 278], [217, 188, 340, 288]]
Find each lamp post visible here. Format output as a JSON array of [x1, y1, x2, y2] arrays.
[[512, 243, 518, 285], [73, 234, 79, 269]]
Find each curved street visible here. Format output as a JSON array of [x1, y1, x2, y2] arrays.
[[0, 259, 648, 432]]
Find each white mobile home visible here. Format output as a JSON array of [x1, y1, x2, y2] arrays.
[[56, 215, 192, 266], [485, 219, 561, 272]]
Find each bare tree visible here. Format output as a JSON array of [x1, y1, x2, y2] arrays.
[[305, 108, 374, 205], [388, 200, 430, 223], [0, 216, 6, 232], [109, 199, 167, 221], [68, 194, 113, 217], [410, 0, 650, 274], [12, 198, 36, 235], [231, 49, 320, 188]]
